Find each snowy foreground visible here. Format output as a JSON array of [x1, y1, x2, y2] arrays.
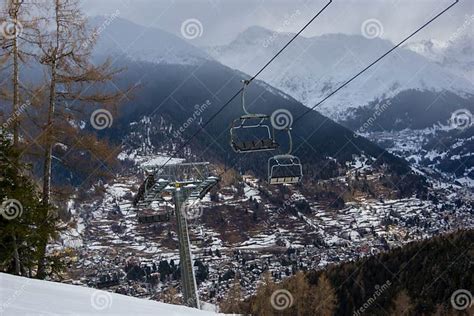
[[0, 273, 220, 315]]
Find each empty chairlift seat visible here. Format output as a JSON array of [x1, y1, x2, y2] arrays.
[[229, 80, 279, 153], [230, 114, 279, 153], [268, 155, 303, 185], [137, 207, 171, 224]]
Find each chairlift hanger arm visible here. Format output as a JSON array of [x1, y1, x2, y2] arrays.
[[240, 79, 268, 117], [286, 128, 293, 156], [241, 80, 250, 116]]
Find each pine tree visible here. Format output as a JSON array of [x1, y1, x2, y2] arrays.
[[311, 273, 337, 316], [220, 275, 243, 314], [286, 271, 310, 315], [390, 289, 414, 316], [33, 0, 127, 278], [251, 271, 276, 316], [0, 134, 62, 277]]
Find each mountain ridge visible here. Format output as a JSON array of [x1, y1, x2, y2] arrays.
[[206, 25, 474, 122]]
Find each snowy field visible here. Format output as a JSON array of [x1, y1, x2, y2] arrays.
[[0, 273, 220, 316]]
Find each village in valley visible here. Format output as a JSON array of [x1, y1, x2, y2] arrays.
[[59, 154, 473, 306]]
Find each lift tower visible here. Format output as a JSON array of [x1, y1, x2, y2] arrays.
[[134, 162, 219, 309]]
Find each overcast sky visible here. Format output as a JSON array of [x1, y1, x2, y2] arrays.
[[81, 0, 474, 46]]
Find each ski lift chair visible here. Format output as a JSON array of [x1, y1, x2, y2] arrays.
[[230, 80, 279, 153], [268, 154, 303, 184], [268, 127, 303, 185], [137, 206, 171, 224]]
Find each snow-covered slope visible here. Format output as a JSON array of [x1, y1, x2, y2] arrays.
[[403, 39, 447, 62], [0, 273, 219, 315], [441, 33, 474, 85], [90, 16, 210, 65], [406, 32, 474, 85], [207, 26, 474, 121]]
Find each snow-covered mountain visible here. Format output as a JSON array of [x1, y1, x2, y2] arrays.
[[90, 16, 210, 65], [83, 18, 417, 183], [0, 273, 219, 315], [207, 26, 474, 121], [442, 32, 474, 84], [406, 32, 474, 85], [404, 39, 447, 63]]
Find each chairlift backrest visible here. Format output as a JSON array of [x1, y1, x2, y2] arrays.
[[268, 154, 303, 185], [229, 81, 279, 153], [230, 115, 279, 153]]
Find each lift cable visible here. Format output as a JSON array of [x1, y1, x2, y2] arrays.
[[208, 0, 459, 184], [293, 0, 459, 124], [151, 0, 457, 184], [128, 0, 460, 281], [154, 1, 333, 172]]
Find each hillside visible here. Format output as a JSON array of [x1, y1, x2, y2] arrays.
[[60, 165, 472, 310], [238, 229, 474, 315], [316, 229, 474, 315], [107, 59, 415, 180]]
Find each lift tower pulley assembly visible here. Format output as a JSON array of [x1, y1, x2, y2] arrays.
[[134, 162, 219, 309]]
